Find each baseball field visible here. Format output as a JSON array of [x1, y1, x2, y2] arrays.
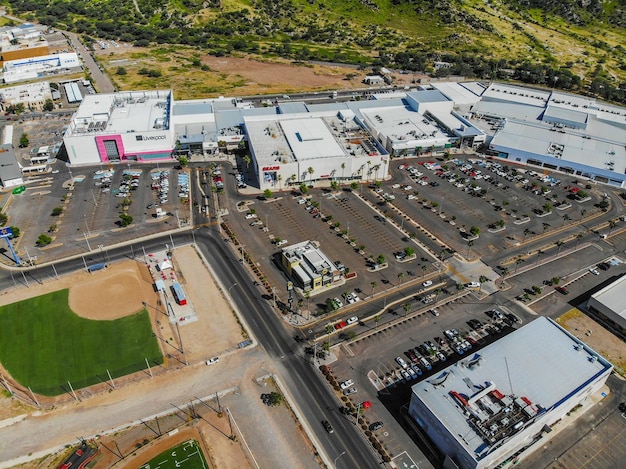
[[0, 288, 162, 396]]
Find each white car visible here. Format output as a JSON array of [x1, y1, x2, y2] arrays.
[[346, 315, 359, 325], [401, 369, 411, 382], [589, 268, 600, 275], [391, 183, 401, 189], [245, 213, 257, 219], [333, 298, 344, 308], [395, 356, 408, 369], [402, 185, 413, 191], [345, 293, 360, 304], [465, 281, 481, 289], [340, 379, 354, 390], [206, 357, 220, 365], [406, 194, 416, 200], [275, 239, 288, 246], [422, 280, 433, 288]]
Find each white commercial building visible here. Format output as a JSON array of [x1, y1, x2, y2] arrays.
[[2, 52, 80, 84], [586, 274, 626, 336], [63, 90, 175, 165], [408, 316, 612, 469], [245, 112, 387, 190], [468, 83, 626, 187], [0, 82, 52, 112]]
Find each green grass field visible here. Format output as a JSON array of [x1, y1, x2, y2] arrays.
[[0, 289, 163, 396], [138, 439, 208, 469]]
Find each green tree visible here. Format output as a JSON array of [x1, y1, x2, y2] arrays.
[[37, 234, 52, 246], [330, 180, 339, 191], [116, 66, 127, 75], [9, 226, 20, 238], [370, 281, 377, 295], [119, 213, 133, 227], [403, 302, 411, 317], [51, 207, 64, 216], [404, 246, 415, 257], [307, 166, 315, 185], [243, 154, 251, 174], [350, 182, 359, 191], [263, 188, 273, 199], [178, 155, 189, 167], [377, 254, 385, 265], [268, 391, 283, 406], [470, 226, 480, 236], [42, 99, 54, 112], [299, 183, 308, 194], [19, 133, 29, 148], [0, 212, 7, 226]]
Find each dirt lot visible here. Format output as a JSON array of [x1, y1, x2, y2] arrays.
[[96, 45, 420, 99], [556, 308, 626, 373]]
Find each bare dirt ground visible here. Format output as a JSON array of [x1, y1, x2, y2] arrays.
[[68, 261, 157, 320], [556, 308, 626, 372], [162, 245, 247, 363], [96, 45, 421, 98]]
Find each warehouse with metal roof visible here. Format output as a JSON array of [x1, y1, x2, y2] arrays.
[[408, 316, 612, 469]]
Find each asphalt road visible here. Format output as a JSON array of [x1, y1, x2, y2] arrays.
[[0, 227, 380, 468]]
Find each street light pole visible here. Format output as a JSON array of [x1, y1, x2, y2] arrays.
[[334, 451, 346, 469]]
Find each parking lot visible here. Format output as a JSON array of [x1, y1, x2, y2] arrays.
[[378, 157, 604, 263], [6, 163, 191, 264], [225, 183, 440, 313], [323, 298, 521, 467]]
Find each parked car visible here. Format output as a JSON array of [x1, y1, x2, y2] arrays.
[[555, 286, 569, 295], [430, 309, 439, 316], [342, 387, 357, 396], [589, 267, 600, 275], [395, 356, 408, 369], [422, 280, 433, 288], [465, 281, 481, 289], [334, 321, 348, 330], [340, 379, 354, 390], [245, 213, 257, 219], [206, 357, 220, 365], [346, 316, 359, 325], [369, 421, 384, 431]]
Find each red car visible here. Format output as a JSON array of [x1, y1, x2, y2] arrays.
[[555, 286, 569, 295], [360, 400, 372, 409], [334, 321, 347, 330]]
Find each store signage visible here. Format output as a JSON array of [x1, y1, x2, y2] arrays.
[[136, 135, 167, 141], [263, 166, 280, 171]]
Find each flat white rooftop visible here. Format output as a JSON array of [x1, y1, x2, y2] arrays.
[[589, 275, 626, 319], [412, 316, 612, 460], [68, 90, 171, 136]]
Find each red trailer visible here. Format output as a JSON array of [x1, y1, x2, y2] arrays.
[[171, 282, 187, 305]]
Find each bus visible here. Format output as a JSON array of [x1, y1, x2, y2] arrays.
[[171, 282, 187, 305]]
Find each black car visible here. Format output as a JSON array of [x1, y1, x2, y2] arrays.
[[597, 262, 611, 271], [619, 402, 626, 413], [322, 420, 334, 434], [369, 421, 384, 431], [430, 181, 440, 187]]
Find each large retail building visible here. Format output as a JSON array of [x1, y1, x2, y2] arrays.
[[62, 81, 626, 188], [408, 316, 612, 469]]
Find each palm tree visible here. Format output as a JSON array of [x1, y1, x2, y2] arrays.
[[523, 228, 531, 241], [373, 164, 381, 182], [467, 240, 474, 257], [403, 302, 411, 317], [398, 272, 405, 285], [366, 160, 372, 183], [574, 233, 583, 249], [535, 249, 544, 265], [370, 281, 377, 296], [290, 174, 297, 186], [580, 209, 586, 220], [555, 240, 564, 257], [243, 154, 251, 175], [277, 174, 283, 191], [307, 167, 315, 186], [608, 220, 617, 236], [340, 162, 346, 185], [562, 214, 570, 227], [421, 265, 428, 277], [374, 315, 381, 329], [514, 256, 525, 273]]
